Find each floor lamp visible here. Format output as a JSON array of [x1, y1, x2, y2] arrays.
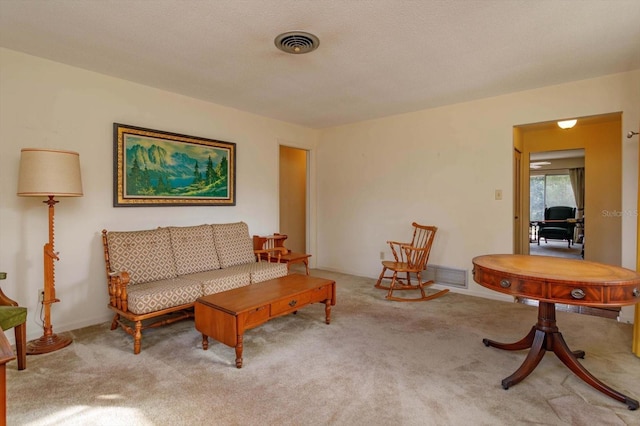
[[17, 148, 83, 354]]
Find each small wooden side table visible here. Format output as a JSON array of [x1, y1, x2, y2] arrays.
[[252, 234, 311, 275], [276, 252, 311, 275], [472, 254, 640, 410]]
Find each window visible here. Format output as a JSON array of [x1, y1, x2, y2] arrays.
[[530, 174, 576, 221]]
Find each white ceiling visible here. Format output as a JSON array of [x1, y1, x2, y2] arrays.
[[1, 0, 639, 129]]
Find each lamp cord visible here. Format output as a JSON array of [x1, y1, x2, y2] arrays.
[[36, 298, 45, 329]]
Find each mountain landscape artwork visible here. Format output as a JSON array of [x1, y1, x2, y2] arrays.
[[114, 124, 236, 206]]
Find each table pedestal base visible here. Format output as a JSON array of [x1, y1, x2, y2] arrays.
[[483, 301, 638, 410]]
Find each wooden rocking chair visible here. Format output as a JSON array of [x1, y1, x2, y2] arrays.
[[374, 223, 449, 302]]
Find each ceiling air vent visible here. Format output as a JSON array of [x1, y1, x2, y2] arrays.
[[274, 31, 319, 54]]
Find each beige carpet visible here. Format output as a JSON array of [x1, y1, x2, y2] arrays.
[[6, 269, 640, 425], [529, 240, 583, 260]]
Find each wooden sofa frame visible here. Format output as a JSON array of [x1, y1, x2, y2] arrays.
[[101, 229, 285, 354]]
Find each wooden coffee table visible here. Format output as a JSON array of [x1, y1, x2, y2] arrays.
[[195, 274, 336, 368]]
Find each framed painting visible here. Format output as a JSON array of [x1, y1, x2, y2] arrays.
[[113, 123, 236, 206]]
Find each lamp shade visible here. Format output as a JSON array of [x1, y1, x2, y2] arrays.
[[17, 148, 83, 197]]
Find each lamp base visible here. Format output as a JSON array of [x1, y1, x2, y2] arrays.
[[26, 333, 72, 355]]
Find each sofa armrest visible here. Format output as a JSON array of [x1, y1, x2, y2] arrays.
[[253, 234, 289, 262], [386, 240, 410, 262], [0, 288, 18, 307], [254, 247, 287, 262], [108, 271, 131, 312]]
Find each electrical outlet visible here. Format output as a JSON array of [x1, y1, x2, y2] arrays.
[[380, 251, 385, 260], [38, 289, 44, 302]]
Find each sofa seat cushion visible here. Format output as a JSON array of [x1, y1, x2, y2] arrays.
[[106, 228, 177, 285], [248, 262, 288, 283], [168, 225, 221, 275], [212, 222, 256, 268], [539, 227, 571, 237], [127, 278, 202, 315], [218, 262, 288, 284], [182, 269, 251, 296]]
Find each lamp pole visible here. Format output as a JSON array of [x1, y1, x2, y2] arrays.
[[26, 195, 72, 354]]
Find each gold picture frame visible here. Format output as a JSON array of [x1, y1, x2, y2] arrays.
[[113, 123, 236, 206]]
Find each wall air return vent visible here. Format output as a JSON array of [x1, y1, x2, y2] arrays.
[[424, 265, 468, 289]]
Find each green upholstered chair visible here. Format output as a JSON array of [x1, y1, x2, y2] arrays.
[[537, 206, 577, 248], [0, 277, 26, 370]]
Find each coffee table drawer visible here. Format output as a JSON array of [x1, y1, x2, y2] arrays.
[[271, 292, 311, 316], [244, 305, 269, 328]]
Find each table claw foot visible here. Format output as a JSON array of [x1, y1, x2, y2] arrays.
[[572, 349, 585, 359], [625, 397, 639, 411]]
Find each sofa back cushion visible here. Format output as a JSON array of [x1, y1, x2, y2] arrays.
[[212, 222, 256, 268], [106, 228, 177, 285], [168, 225, 220, 275]]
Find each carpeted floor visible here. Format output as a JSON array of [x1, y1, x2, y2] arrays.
[[530, 240, 583, 259], [6, 269, 640, 425]]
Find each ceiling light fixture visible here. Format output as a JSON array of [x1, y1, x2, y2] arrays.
[[530, 161, 551, 169], [557, 119, 577, 129], [274, 31, 319, 54]]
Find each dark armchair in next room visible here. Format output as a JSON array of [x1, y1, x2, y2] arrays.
[[537, 206, 576, 248]]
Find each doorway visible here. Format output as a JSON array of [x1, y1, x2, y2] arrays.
[[528, 149, 584, 260], [513, 113, 623, 319], [514, 112, 622, 265], [279, 146, 308, 255]]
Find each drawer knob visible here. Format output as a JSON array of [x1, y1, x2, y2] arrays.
[[633, 288, 640, 297], [570, 288, 586, 299], [289, 299, 297, 307], [500, 279, 511, 288]]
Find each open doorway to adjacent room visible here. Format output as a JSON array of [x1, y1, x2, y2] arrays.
[[528, 149, 584, 260], [279, 145, 309, 272], [513, 112, 623, 319]]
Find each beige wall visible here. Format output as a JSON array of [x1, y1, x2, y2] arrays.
[[0, 48, 319, 341], [317, 71, 639, 323]]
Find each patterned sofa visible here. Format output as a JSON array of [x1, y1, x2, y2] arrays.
[[101, 222, 288, 354]]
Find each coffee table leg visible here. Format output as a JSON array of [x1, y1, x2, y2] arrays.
[[325, 299, 331, 324], [201, 334, 209, 350], [235, 334, 243, 368]]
